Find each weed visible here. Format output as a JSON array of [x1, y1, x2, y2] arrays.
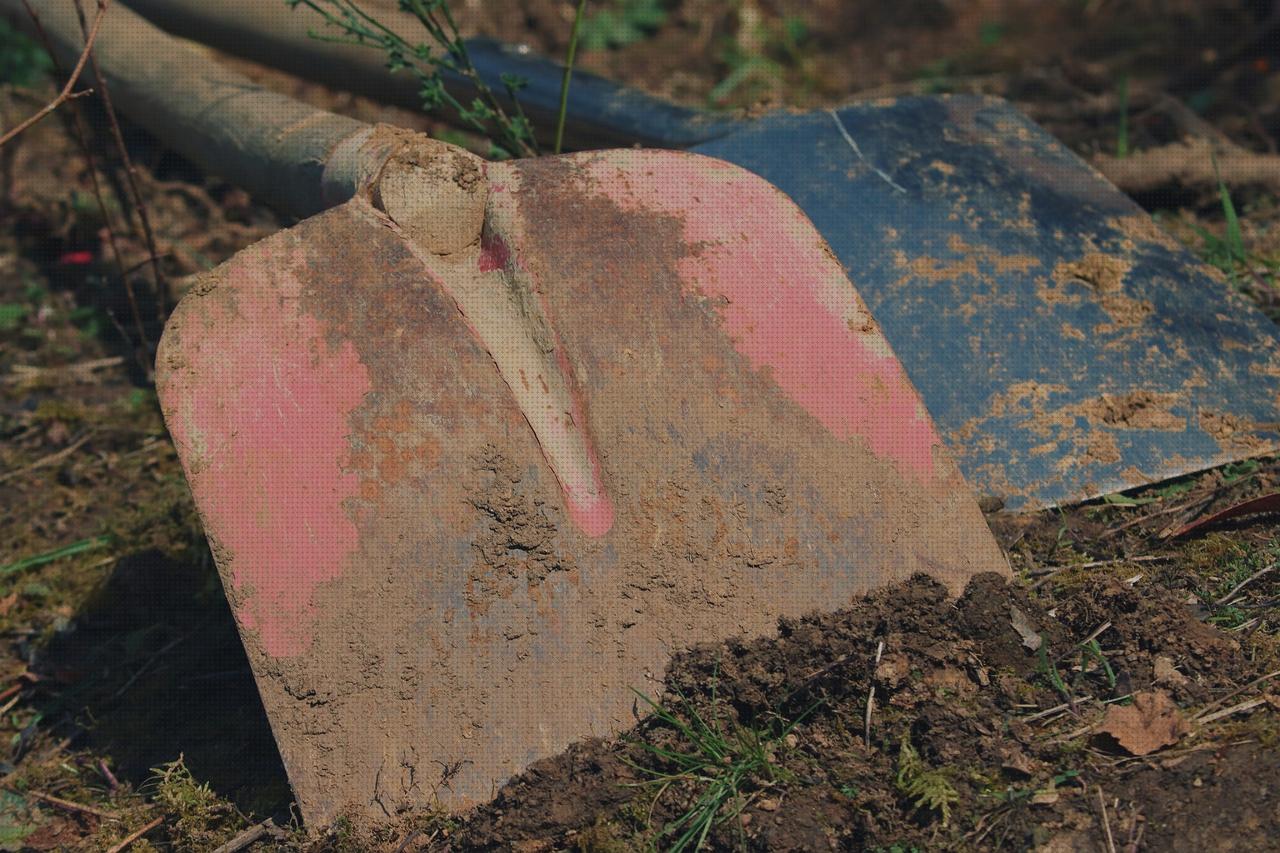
[[1079, 639, 1117, 691], [1037, 636, 1119, 702], [579, 0, 667, 51], [979, 21, 1007, 47], [627, 685, 809, 851], [146, 756, 246, 849], [288, 0, 538, 157], [894, 733, 959, 826], [1036, 645, 1071, 701], [1193, 540, 1279, 628], [1187, 163, 1280, 317], [709, 12, 813, 107]]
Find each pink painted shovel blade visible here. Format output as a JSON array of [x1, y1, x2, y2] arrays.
[[156, 148, 1005, 825]]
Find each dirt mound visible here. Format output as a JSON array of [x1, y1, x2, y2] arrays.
[[433, 573, 1277, 852]]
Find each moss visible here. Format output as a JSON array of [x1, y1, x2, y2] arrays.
[[148, 757, 246, 849]]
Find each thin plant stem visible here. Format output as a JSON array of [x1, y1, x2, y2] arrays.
[[0, 0, 108, 148], [555, 0, 589, 155]]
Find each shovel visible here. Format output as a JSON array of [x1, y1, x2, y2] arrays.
[[6, 0, 1006, 825], [122, 0, 1280, 510]]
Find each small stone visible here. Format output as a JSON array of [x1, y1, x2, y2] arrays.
[[1153, 656, 1187, 685]]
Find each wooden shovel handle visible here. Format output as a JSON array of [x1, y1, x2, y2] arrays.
[[0, 0, 379, 217], [123, 0, 740, 150]]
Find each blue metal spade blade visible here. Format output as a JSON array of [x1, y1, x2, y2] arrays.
[[692, 96, 1280, 508], [102, 4, 1280, 509]]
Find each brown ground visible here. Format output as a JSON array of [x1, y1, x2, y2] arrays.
[[1, 0, 1279, 851]]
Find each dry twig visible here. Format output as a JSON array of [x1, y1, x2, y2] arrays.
[[9, 788, 118, 820], [0, 430, 94, 483], [1213, 564, 1276, 606], [1095, 135, 1280, 196], [211, 819, 285, 853], [105, 816, 163, 853], [1096, 788, 1117, 853], [72, 0, 168, 327], [0, 0, 108, 147], [864, 639, 884, 747]]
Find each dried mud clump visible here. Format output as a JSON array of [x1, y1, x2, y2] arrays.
[[1052, 253, 1154, 328], [1080, 390, 1184, 431]]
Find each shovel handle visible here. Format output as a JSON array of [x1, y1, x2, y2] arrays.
[[0, 0, 382, 217], [121, 0, 741, 150]]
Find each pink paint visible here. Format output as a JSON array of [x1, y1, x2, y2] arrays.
[[160, 242, 370, 658], [550, 345, 615, 538], [585, 152, 939, 482], [477, 229, 511, 273]]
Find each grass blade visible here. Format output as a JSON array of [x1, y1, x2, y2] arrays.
[[1, 536, 111, 576]]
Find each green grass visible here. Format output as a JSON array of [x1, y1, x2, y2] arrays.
[[0, 537, 112, 578], [628, 686, 811, 851], [1187, 162, 1280, 317], [1196, 541, 1278, 629]]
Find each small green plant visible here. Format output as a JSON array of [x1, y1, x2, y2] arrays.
[[628, 686, 809, 851], [578, 0, 667, 51], [1189, 159, 1280, 312], [555, 0, 590, 155], [146, 756, 246, 849], [1079, 639, 1117, 691], [0, 19, 51, 87], [894, 733, 959, 826], [709, 14, 813, 107], [1197, 540, 1278, 628], [288, 0, 537, 157], [1037, 637, 1118, 701]]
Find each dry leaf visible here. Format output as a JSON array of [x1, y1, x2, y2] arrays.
[[1009, 605, 1043, 652], [0, 592, 17, 616], [1097, 690, 1189, 756]]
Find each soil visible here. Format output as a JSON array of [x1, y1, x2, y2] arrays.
[[1, 0, 1280, 851]]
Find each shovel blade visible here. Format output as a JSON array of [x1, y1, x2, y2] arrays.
[[157, 148, 1003, 823], [694, 96, 1280, 508]]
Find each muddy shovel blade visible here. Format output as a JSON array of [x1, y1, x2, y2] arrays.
[[156, 148, 1005, 824]]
